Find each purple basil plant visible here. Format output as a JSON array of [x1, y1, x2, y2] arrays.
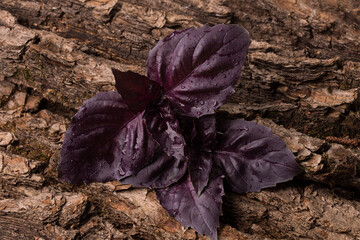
[[58, 24, 301, 240]]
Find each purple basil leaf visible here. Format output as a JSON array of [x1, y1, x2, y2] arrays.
[[177, 116, 197, 146], [179, 115, 216, 149], [59, 92, 158, 184], [121, 100, 188, 188], [147, 24, 250, 118], [189, 150, 212, 196], [214, 119, 301, 193], [180, 115, 216, 195], [121, 147, 187, 188], [121, 99, 188, 188], [144, 99, 185, 161], [112, 68, 162, 113], [156, 170, 224, 240], [196, 115, 216, 150]]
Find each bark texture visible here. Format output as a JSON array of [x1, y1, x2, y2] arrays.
[[0, 0, 359, 239]]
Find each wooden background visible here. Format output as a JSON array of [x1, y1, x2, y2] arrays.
[[0, 0, 359, 239]]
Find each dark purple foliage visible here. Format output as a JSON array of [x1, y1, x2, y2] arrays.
[[147, 24, 250, 118], [59, 24, 301, 240], [59, 92, 157, 183], [144, 99, 185, 161], [194, 115, 216, 150], [121, 147, 187, 188], [156, 170, 224, 240], [186, 115, 216, 195], [189, 150, 212, 196], [214, 119, 301, 193], [112, 69, 162, 113]]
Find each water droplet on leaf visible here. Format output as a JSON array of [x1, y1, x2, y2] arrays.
[[118, 167, 125, 176]]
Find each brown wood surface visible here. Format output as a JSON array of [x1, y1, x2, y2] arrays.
[[0, 0, 359, 239]]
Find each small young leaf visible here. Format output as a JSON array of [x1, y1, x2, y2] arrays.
[[147, 24, 251, 118], [112, 68, 162, 113], [214, 119, 301, 193], [59, 92, 157, 184], [144, 99, 185, 161], [189, 150, 212, 196], [186, 115, 216, 195], [180, 115, 216, 150], [195, 115, 216, 150], [156, 170, 224, 240]]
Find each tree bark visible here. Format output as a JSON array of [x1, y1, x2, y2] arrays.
[[0, 0, 359, 239]]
